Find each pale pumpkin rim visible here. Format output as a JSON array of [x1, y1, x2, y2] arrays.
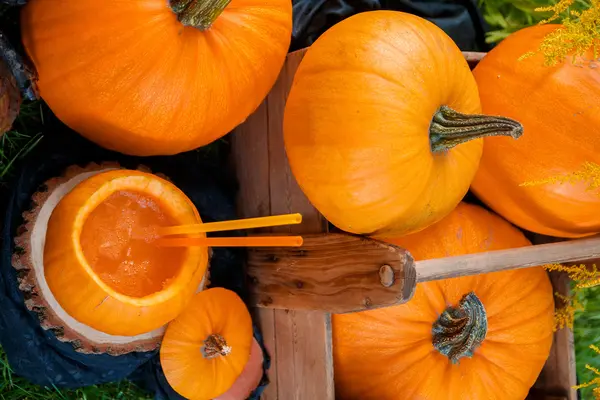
[[71, 172, 207, 307]]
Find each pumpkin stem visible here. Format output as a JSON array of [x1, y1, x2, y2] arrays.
[[201, 334, 232, 359], [430, 106, 523, 152], [170, 0, 231, 31], [432, 292, 487, 364]]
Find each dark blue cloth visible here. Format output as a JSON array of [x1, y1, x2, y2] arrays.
[[291, 0, 490, 52]]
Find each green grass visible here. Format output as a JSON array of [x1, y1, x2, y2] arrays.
[[479, 0, 591, 43], [0, 349, 151, 400], [0, 101, 43, 185], [574, 285, 600, 400]]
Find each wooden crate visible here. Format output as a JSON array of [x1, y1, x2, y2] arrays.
[[231, 50, 579, 400]]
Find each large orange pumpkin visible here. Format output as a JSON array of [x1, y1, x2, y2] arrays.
[[160, 288, 254, 400], [333, 202, 554, 400], [44, 169, 209, 336], [283, 11, 522, 237], [21, 0, 292, 156], [471, 25, 600, 238]]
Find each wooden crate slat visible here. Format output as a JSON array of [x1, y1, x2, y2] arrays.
[[531, 272, 578, 400], [231, 99, 279, 398], [230, 100, 271, 221], [266, 49, 333, 400], [232, 49, 334, 399], [529, 237, 578, 400]]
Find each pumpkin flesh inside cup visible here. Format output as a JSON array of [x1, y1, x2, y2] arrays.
[[44, 170, 208, 337]]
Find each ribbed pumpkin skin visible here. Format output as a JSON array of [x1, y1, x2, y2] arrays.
[[284, 11, 482, 237], [21, 0, 292, 156], [160, 288, 253, 400], [44, 170, 208, 336], [333, 203, 554, 400], [471, 25, 600, 238]]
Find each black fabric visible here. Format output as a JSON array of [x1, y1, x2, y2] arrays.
[[291, 0, 490, 52], [0, 122, 265, 398]]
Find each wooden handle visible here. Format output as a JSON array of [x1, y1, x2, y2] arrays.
[[416, 235, 600, 282], [247, 233, 416, 313]]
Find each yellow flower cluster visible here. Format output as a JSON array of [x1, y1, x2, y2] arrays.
[[551, 291, 583, 331], [542, 264, 599, 331], [522, 0, 600, 66], [574, 344, 600, 399], [521, 162, 600, 192], [544, 263, 600, 289], [542, 263, 600, 396]]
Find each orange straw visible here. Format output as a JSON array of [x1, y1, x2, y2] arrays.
[[156, 213, 303, 237], [154, 236, 304, 248]]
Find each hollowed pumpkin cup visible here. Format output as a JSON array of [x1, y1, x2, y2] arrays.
[[44, 169, 208, 337]]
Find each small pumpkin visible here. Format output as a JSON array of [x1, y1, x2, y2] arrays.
[[44, 169, 209, 336], [21, 0, 292, 156], [333, 203, 554, 400], [471, 25, 600, 238], [283, 11, 522, 237], [160, 288, 254, 400]]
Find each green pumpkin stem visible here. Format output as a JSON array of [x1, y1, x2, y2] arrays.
[[432, 292, 487, 364], [430, 106, 523, 152], [170, 0, 231, 30], [201, 334, 231, 359]]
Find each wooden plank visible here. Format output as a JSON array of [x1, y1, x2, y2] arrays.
[[232, 48, 334, 399], [463, 51, 486, 67], [230, 100, 271, 221], [266, 49, 334, 400], [416, 234, 600, 282], [273, 310, 333, 399], [529, 235, 578, 400], [230, 100, 280, 399], [550, 272, 578, 400], [247, 233, 416, 312], [530, 272, 578, 400]]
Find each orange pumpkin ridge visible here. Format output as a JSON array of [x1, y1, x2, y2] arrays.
[[471, 24, 600, 238], [283, 11, 522, 238], [22, 0, 292, 156], [333, 203, 554, 400]]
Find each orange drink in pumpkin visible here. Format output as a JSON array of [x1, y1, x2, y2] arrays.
[[43, 169, 209, 337], [80, 190, 185, 298]]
